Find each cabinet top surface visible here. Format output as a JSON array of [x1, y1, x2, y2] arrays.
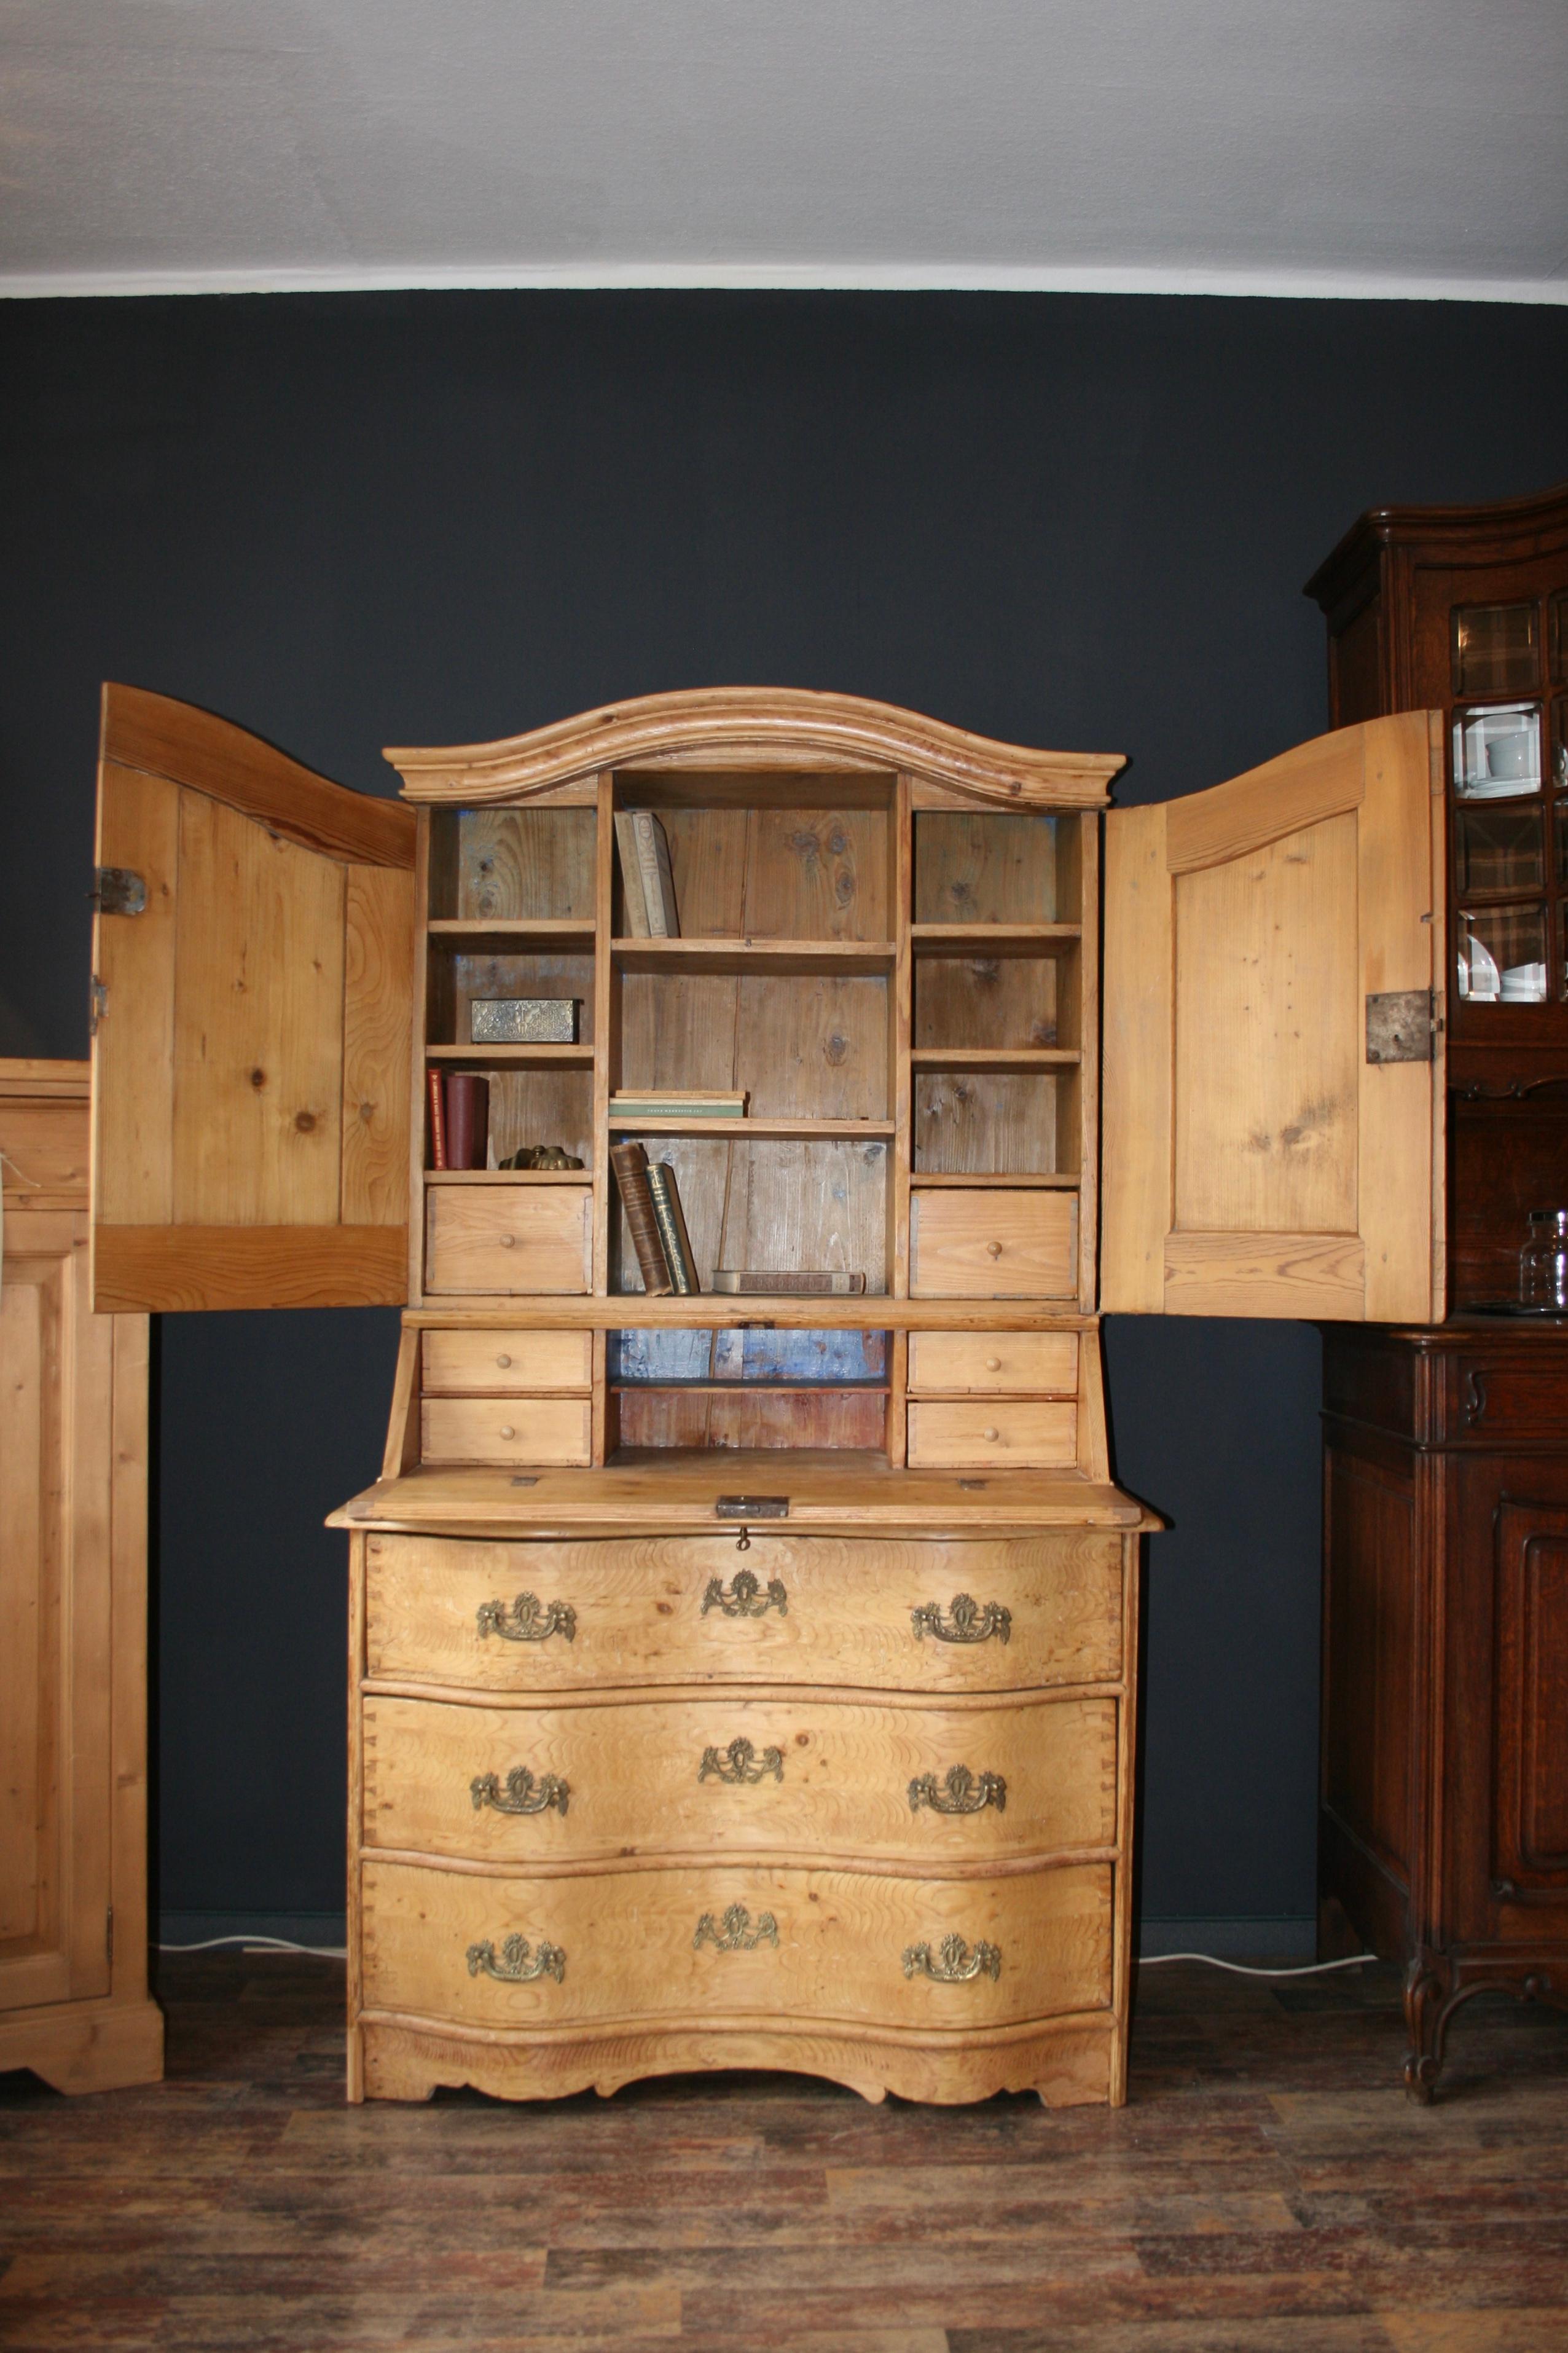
[[329, 1453, 1159, 1538], [383, 686, 1125, 809]]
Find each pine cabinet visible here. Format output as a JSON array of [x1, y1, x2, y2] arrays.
[[0, 1061, 162, 2093], [1309, 482, 1568, 2096], [88, 683, 1448, 2107]]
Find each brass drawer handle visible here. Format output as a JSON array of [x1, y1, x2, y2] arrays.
[[911, 1593, 1011, 1646], [476, 1592, 577, 1643], [909, 1765, 1006, 1816], [694, 1904, 779, 1953], [903, 1933, 1002, 1984], [471, 1766, 570, 1817], [701, 1569, 788, 1619], [466, 1933, 566, 1984], [699, 1737, 784, 1786]]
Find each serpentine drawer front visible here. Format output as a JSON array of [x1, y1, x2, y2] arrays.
[[363, 1532, 1125, 1694], [361, 1689, 1119, 1868], [360, 1857, 1115, 2033]]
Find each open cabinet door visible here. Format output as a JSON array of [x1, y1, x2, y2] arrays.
[[90, 686, 416, 1312], [1102, 712, 1445, 1322]]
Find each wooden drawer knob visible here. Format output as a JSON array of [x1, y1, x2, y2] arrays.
[[499, 1424, 517, 1441], [984, 1357, 1002, 1372], [986, 1241, 1003, 1259], [498, 1233, 517, 1248], [495, 1352, 513, 1369], [983, 1427, 1000, 1443]]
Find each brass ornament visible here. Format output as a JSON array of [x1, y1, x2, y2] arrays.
[[476, 1592, 577, 1643], [903, 1933, 1002, 1984], [907, 1764, 1006, 1816], [471, 1766, 570, 1817], [466, 1933, 566, 1984], [910, 1593, 1011, 1646], [498, 1143, 584, 1169], [700, 1569, 788, 1619], [699, 1737, 785, 1786], [693, 1904, 780, 1953]]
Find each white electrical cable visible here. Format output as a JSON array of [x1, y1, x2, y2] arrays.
[[1138, 1950, 1377, 1978]]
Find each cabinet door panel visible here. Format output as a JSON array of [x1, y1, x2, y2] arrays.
[[1102, 714, 1446, 1321], [1494, 1500, 1568, 1896], [91, 686, 416, 1311], [0, 1214, 112, 2011]]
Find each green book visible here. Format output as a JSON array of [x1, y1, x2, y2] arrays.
[[645, 1164, 699, 1294]]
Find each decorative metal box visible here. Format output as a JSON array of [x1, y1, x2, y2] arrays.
[[469, 998, 579, 1044]]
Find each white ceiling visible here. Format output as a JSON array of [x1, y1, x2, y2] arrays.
[[2, 0, 1565, 301]]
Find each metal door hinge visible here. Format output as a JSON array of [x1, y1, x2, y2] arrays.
[[1366, 989, 1435, 1064], [90, 866, 147, 915], [89, 976, 108, 1035]]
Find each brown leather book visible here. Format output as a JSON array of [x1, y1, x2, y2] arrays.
[[610, 1139, 673, 1294], [646, 1163, 699, 1294]]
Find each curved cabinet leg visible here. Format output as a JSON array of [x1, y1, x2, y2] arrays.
[[1402, 1947, 1452, 2104]]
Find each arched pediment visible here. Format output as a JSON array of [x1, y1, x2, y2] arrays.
[[385, 687, 1124, 807]]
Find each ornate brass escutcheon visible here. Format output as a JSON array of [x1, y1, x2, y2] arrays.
[[471, 1766, 570, 1817], [699, 1736, 784, 1786], [693, 1904, 780, 1953], [903, 1933, 1002, 1984], [466, 1932, 566, 1984], [701, 1569, 788, 1619], [908, 1764, 1006, 1816], [476, 1592, 576, 1643], [910, 1593, 1011, 1645]]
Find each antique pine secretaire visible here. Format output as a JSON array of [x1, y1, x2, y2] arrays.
[[87, 685, 1447, 2107]]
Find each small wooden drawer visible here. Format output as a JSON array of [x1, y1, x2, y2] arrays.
[[425, 1186, 590, 1294], [911, 1190, 1077, 1298], [361, 1856, 1113, 2034], [907, 1400, 1078, 1470], [421, 1397, 590, 1467], [423, 1330, 592, 1394], [361, 1689, 1118, 1869], [363, 1531, 1125, 1695], [908, 1332, 1079, 1396]]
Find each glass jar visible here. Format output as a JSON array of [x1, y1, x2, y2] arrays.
[[1519, 1208, 1568, 1311]]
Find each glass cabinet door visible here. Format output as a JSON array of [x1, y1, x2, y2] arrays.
[[1450, 597, 1567, 1008]]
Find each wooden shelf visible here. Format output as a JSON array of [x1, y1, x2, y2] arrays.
[[606, 1115, 895, 1141], [909, 1047, 1080, 1071], [611, 1380, 890, 1394], [613, 937, 895, 975], [910, 1171, 1080, 1188], [911, 924, 1080, 956], [426, 1044, 594, 1066], [428, 919, 595, 950], [424, 1169, 591, 1185]]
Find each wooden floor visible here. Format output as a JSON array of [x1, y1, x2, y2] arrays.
[[2, 1954, 1566, 2352]]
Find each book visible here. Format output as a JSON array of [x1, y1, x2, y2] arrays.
[[630, 810, 680, 937], [711, 1270, 868, 1295], [444, 1072, 489, 1171], [610, 1089, 747, 1120], [645, 1163, 699, 1294], [426, 1067, 447, 1169], [613, 812, 651, 936], [610, 1139, 673, 1295]]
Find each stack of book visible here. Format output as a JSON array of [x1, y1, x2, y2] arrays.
[[614, 811, 681, 937], [610, 1089, 747, 1122], [610, 1141, 700, 1294]]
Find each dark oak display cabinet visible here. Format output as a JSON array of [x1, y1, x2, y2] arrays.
[[1308, 482, 1568, 2097]]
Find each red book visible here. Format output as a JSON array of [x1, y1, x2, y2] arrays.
[[426, 1068, 447, 1170], [444, 1073, 490, 1171]]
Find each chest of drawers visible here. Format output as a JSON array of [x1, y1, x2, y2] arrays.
[[347, 1517, 1141, 2106]]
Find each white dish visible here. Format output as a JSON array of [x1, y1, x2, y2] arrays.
[[1457, 774, 1542, 799], [1457, 932, 1501, 999]]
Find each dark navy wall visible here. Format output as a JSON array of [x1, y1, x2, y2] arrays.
[[2, 290, 1564, 1939]]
